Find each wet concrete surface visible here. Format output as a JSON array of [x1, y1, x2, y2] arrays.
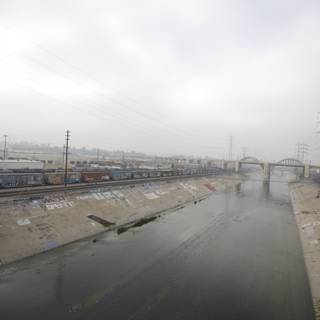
[[0, 179, 315, 319]]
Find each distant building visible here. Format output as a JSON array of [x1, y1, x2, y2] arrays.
[[0, 160, 44, 170]]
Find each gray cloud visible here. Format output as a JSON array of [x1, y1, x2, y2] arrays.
[[0, 0, 320, 161]]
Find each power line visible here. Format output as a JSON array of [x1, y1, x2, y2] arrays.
[[0, 57, 224, 153], [0, 24, 172, 122], [0, 24, 223, 150]]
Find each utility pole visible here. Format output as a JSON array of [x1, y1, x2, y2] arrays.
[[228, 136, 233, 160], [3, 134, 8, 160], [62, 144, 65, 165], [64, 130, 70, 186]]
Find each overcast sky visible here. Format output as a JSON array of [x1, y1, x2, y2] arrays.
[[0, 0, 320, 161]]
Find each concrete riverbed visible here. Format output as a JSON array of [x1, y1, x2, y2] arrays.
[[0, 176, 315, 319]]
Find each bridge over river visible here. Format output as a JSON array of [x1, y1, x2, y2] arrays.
[[214, 156, 320, 183]]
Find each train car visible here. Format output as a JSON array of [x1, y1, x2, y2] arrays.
[[177, 169, 184, 175], [171, 170, 179, 176], [161, 170, 174, 177], [45, 172, 81, 185], [110, 170, 132, 181], [81, 171, 110, 183], [149, 170, 162, 178], [45, 172, 64, 185], [132, 170, 149, 179], [182, 168, 192, 175], [0, 172, 44, 188]]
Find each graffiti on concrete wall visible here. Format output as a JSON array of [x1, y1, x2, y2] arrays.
[[203, 183, 216, 192], [76, 190, 124, 201], [16, 218, 31, 226], [45, 201, 73, 210], [143, 183, 160, 190], [43, 195, 73, 210], [144, 192, 159, 200], [112, 190, 125, 199], [75, 189, 126, 201], [180, 182, 199, 194]]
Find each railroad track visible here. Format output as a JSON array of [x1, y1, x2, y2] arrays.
[[0, 173, 215, 198]]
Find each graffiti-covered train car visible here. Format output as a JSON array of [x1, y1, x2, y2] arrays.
[[0, 172, 44, 188], [160, 170, 174, 177], [81, 171, 110, 183], [109, 170, 132, 180], [132, 170, 149, 179], [45, 172, 81, 185], [149, 170, 162, 178]]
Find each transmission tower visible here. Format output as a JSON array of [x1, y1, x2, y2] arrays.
[[228, 136, 233, 160], [296, 143, 308, 163], [64, 130, 71, 186], [317, 112, 320, 135]]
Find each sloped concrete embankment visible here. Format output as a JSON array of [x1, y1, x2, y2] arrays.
[[0, 176, 239, 266], [290, 182, 320, 319]]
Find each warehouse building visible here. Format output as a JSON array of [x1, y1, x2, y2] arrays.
[[0, 160, 44, 171]]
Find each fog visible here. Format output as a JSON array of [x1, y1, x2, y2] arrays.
[[0, 0, 320, 161]]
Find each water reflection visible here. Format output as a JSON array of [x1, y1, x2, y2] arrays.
[[262, 181, 270, 197]]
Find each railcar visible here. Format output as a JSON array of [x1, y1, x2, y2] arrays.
[[0, 172, 44, 188], [160, 170, 174, 177], [45, 172, 81, 185], [110, 170, 133, 181], [148, 170, 162, 178], [132, 170, 149, 179], [81, 171, 110, 183]]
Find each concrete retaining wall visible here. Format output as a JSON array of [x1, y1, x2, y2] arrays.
[[290, 183, 320, 319], [0, 176, 238, 266]]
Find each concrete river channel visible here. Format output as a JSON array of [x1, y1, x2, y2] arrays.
[[0, 175, 315, 319]]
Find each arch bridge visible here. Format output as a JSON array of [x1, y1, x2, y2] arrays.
[[277, 158, 303, 166], [222, 156, 320, 183]]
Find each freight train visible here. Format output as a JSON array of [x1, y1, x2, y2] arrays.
[[0, 167, 222, 189]]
